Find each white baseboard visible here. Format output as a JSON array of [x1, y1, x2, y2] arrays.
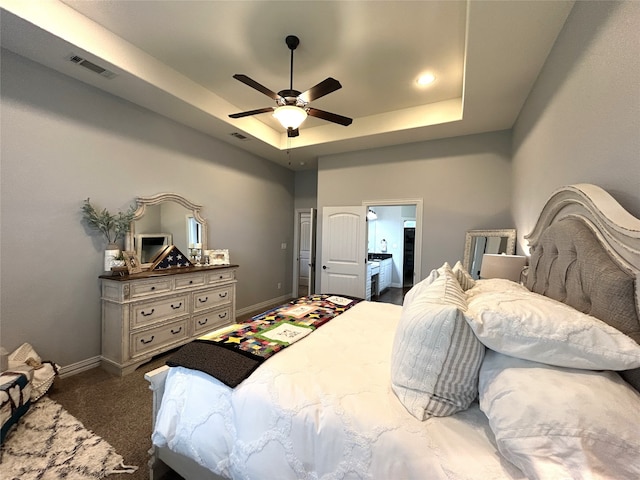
[[236, 293, 292, 318], [58, 355, 101, 378]]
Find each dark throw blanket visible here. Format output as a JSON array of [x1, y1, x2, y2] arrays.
[[167, 294, 361, 387]]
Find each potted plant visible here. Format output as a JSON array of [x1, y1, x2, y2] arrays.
[[82, 198, 136, 271]]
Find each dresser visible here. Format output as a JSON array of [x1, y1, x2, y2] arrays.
[[100, 265, 238, 375]]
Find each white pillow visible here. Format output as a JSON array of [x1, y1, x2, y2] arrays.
[[8, 342, 59, 401], [464, 277, 528, 299], [452, 261, 475, 291], [402, 267, 439, 307], [479, 350, 640, 480], [464, 288, 640, 370], [391, 264, 485, 420]]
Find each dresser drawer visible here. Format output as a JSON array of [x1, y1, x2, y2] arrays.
[[175, 273, 205, 290], [207, 269, 235, 285], [131, 294, 189, 328], [193, 286, 232, 312], [130, 278, 172, 298], [192, 306, 233, 335], [130, 319, 188, 357]]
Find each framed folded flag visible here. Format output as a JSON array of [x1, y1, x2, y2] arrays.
[[150, 245, 193, 270]]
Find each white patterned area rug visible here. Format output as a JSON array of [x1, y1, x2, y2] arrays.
[[0, 396, 137, 479]]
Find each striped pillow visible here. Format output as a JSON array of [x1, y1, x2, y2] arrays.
[[391, 264, 485, 420], [453, 260, 476, 291]]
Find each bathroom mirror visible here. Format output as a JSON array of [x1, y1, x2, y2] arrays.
[[463, 229, 516, 280], [125, 193, 208, 269]]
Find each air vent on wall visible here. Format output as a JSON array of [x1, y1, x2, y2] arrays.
[[229, 132, 250, 141], [68, 54, 117, 79]]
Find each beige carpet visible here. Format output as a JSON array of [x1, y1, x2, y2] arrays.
[[47, 353, 181, 480]]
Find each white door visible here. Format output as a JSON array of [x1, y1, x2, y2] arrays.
[[320, 206, 367, 298], [297, 209, 316, 295], [293, 208, 316, 297]]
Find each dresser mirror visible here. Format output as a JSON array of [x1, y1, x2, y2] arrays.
[[125, 193, 208, 269], [463, 229, 516, 279]]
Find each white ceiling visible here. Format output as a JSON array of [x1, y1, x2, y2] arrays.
[[0, 0, 574, 170]]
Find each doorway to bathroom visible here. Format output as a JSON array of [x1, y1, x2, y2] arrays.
[[364, 200, 421, 305]]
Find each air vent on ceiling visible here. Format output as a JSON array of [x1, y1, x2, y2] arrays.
[[229, 132, 250, 141], [68, 54, 117, 79]]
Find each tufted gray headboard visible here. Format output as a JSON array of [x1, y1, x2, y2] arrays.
[[524, 184, 640, 391]]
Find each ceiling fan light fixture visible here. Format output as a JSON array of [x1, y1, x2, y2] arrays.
[[273, 105, 307, 130]]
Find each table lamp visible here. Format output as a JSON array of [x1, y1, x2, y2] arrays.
[[480, 254, 527, 282]]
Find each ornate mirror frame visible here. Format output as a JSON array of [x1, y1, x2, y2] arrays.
[[124, 193, 208, 268], [463, 228, 517, 274]]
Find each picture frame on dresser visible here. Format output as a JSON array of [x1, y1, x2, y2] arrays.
[[122, 250, 142, 274], [209, 249, 230, 266]]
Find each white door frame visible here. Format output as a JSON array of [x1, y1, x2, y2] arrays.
[[292, 208, 316, 297], [362, 198, 422, 285]]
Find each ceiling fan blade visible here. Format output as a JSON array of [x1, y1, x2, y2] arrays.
[[229, 107, 275, 119], [307, 107, 353, 126], [299, 77, 342, 103], [233, 74, 280, 100], [287, 128, 300, 138]]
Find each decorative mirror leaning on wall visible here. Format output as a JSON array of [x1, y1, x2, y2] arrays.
[[463, 229, 516, 280], [124, 193, 208, 270]]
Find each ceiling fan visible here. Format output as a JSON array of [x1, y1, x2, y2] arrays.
[[229, 35, 353, 138]]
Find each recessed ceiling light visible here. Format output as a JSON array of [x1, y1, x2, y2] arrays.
[[417, 73, 436, 86]]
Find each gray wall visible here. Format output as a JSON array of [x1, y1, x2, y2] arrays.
[[512, 0, 640, 249], [294, 170, 318, 210], [0, 50, 294, 368], [316, 130, 513, 288]]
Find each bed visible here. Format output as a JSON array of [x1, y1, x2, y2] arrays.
[[145, 183, 640, 480]]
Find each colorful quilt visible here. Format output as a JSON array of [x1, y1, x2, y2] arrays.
[[167, 294, 361, 387]]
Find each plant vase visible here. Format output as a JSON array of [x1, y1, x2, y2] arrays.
[[104, 243, 120, 272]]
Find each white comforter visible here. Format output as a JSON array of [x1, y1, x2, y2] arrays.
[[152, 301, 523, 480]]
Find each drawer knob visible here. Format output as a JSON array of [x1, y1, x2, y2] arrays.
[[171, 327, 182, 335], [198, 318, 209, 326], [150, 286, 156, 291], [189, 280, 193, 284], [171, 302, 183, 310], [218, 312, 228, 319], [198, 296, 209, 304], [218, 292, 228, 298], [140, 335, 155, 345], [141, 308, 155, 317]]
